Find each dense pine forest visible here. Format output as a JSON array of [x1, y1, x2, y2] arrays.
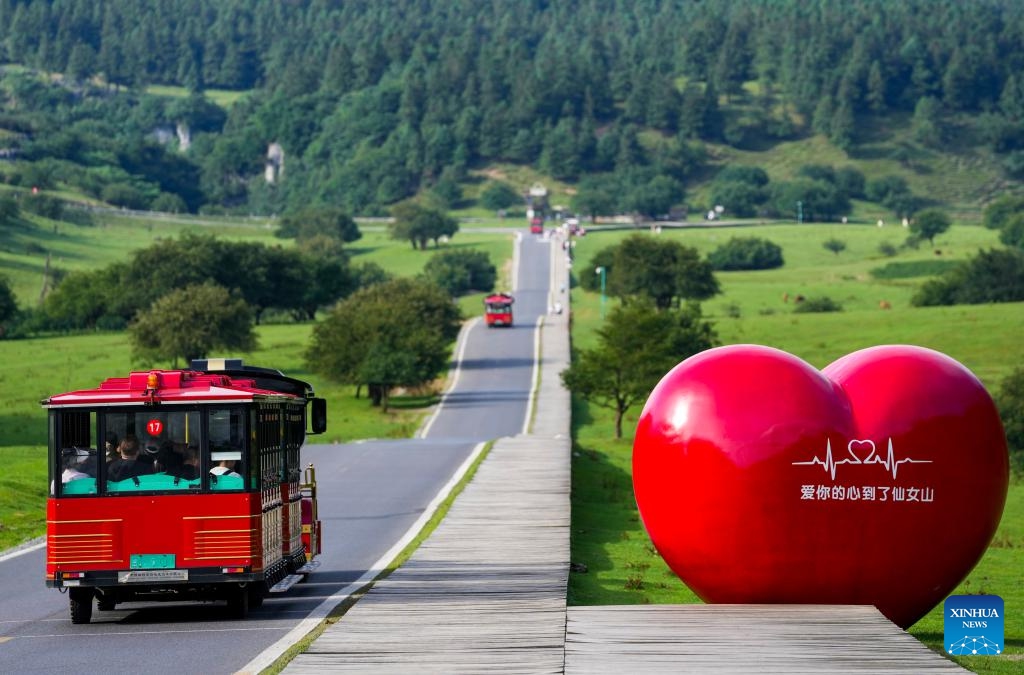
[[2, 0, 1024, 216]]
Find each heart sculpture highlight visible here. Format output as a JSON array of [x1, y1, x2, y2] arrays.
[[632, 344, 1009, 629]]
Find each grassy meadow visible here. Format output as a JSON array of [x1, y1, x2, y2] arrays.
[[565, 221, 1023, 672], [0, 210, 517, 551], [144, 83, 251, 109]]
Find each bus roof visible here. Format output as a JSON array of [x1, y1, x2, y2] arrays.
[[484, 292, 514, 303], [42, 360, 314, 408]]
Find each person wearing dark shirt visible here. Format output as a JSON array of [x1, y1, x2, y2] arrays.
[[107, 435, 153, 482], [178, 445, 200, 481]]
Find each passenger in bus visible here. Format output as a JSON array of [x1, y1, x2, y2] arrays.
[[62, 448, 94, 483], [104, 432, 119, 463], [138, 443, 159, 471], [107, 435, 153, 482], [210, 458, 240, 477], [179, 445, 200, 480], [154, 444, 186, 477]]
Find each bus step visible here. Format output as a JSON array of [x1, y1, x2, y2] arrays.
[[296, 560, 321, 575], [268, 574, 304, 594]]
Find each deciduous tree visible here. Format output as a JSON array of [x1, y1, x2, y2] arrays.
[[389, 202, 459, 249], [305, 278, 461, 409], [129, 282, 257, 367], [561, 301, 717, 438], [607, 234, 719, 309], [910, 208, 951, 246], [423, 250, 496, 296], [0, 275, 17, 328]]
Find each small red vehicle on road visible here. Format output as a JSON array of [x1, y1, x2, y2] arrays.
[[529, 216, 543, 234], [484, 292, 514, 327], [43, 359, 327, 623]]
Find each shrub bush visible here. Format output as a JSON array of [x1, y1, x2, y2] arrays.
[[422, 249, 496, 296], [101, 183, 149, 210], [151, 192, 187, 213], [480, 181, 522, 210], [793, 296, 842, 313], [996, 367, 1024, 471], [912, 248, 1024, 306], [708, 236, 784, 270], [21, 194, 65, 220]]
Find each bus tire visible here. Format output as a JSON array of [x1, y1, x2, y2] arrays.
[[97, 592, 116, 612], [227, 585, 249, 619], [247, 583, 265, 610], [69, 588, 93, 624]]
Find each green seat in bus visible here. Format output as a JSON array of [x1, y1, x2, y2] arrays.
[[210, 473, 244, 490], [107, 474, 199, 492], [62, 478, 97, 495]]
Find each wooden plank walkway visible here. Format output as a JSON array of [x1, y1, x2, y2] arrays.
[[565, 604, 967, 674], [282, 435, 571, 674]]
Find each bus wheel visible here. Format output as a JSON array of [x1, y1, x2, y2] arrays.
[[97, 592, 116, 612], [247, 583, 265, 610], [227, 585, 249, 619], [69, 588, 93, 624]]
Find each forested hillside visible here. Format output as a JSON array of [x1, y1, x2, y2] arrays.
[[2, 0, 1024, 216]]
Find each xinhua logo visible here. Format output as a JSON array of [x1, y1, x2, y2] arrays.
[[944, 595, 1003, 656]]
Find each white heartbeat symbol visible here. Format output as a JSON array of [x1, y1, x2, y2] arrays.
[[792, 438, 932, 480]]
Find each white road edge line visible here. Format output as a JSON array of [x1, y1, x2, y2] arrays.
[[511, 230, 521, 292], [236, 439, 488, 675], [0, 538, 45, 563], [522, 315, 544, 436], [416, 315, 480, 439]]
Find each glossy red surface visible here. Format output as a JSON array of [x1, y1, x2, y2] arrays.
[[46, 493, 260, 574], [633, 344, 1009, 628]]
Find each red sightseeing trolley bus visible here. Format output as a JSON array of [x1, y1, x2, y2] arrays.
[[483, 292, 514, 327], [43, 359, 327, 623]]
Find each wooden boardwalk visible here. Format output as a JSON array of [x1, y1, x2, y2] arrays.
[[282, 434, 571, 674], [565, 604, 967, 674]]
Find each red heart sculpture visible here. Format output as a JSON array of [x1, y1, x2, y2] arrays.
[[633, 344, 1009, 628]]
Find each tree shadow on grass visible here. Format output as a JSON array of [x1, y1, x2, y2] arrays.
[[567, 396, 694, 606]]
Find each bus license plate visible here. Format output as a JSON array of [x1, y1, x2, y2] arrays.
[[117, 570, 188, 583]]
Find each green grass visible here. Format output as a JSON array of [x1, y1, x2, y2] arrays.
[[0, 210, 280, 308], [567, 223, 1023, 673], [145, 84, 251, 108]]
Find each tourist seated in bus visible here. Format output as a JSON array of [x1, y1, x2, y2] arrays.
[[210, 458, 240, 477], [61, 448, 95, 483], [154, 444, 186, 477], [104, 432, 119, 463], [179, 445, 200, 481], [107, 435, 153, 482]]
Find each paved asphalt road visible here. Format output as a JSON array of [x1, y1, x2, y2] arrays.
[[0, 232, 551, 675]]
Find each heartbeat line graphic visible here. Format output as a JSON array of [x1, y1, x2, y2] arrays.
[[792, 438, 932, 480]]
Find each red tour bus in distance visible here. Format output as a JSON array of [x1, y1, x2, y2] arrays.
[[43, 359, 328, 623], [529, 216, 543, 234], [484, 292, 514, 327]]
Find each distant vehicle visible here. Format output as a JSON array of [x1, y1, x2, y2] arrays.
[[566, 217, 584, 236], [484, 292, 514, 327], [43, 359, 328, 623], [529, 216, 543, 234]]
